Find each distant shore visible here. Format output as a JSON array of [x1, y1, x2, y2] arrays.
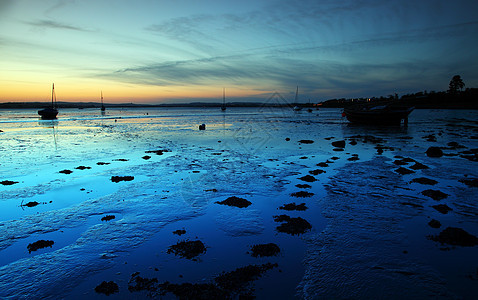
[[1, 88, 477, 109]]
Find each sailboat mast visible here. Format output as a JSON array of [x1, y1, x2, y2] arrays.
[[295, 86, 298, 103], [223, 88, 225, 105], [52, 83, 56, 108], [101, 91, 103, 104]]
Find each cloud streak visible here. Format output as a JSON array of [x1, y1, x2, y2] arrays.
[[26, 19, 91, 32]]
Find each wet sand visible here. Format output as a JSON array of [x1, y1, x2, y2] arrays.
[[1, 107, 477, 298]]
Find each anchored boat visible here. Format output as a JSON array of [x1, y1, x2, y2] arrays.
[[38, 83, 58, 120], [344, 102, 414, 125]]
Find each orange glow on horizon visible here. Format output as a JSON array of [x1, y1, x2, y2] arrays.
[[1, 80, 264, 104]]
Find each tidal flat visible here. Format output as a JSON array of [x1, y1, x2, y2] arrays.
[[1, 107, 477, 298]]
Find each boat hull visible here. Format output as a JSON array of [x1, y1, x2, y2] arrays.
[[38, 108, 58, 120], [344, 106, 413, 125]]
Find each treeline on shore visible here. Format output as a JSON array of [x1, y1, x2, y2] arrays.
[[319, 88, 478, 109], [1, 88, 477, 109]]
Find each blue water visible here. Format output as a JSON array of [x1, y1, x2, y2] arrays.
[[1, 107, 477, 298]]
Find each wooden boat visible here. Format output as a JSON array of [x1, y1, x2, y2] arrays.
[[344, 102, 414, 125], [38, 83, 58, 119]]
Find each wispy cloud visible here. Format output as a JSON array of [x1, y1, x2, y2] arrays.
[[26, 19, 91, 32]]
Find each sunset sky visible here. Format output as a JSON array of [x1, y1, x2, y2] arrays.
[[1, 0, 477, 103]]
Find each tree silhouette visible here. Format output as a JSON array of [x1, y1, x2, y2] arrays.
[[449, 75, 465, 93]]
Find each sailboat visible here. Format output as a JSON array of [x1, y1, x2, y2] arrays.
[[293, 86, 302, 111], [100, 91, 105, 112], [38, 83, 58, 119], [221, 88, 226, 111]]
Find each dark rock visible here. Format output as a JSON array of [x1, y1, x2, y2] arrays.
[[426, 147, 443, 158], [423, 134, 437, 142], [75, 166, 91, 170], [199, 124, 206, 130], [273, 215, 312, 235], [145, 149, 168, 155], [298, 139, 314, 144], [215, 263, 278, 292], [215, 196, 251, 208], [428, 219, 441, 228], [101, 215, 115, 221], [96, 162, 110, 165], [111, 176, 134, 183], [432, 204, 453, 214], [142, 155, 151, 160], [410, 177, 438, 185], [295, 184, 311, 189], [348, 156, 359, 161], [167, 240, 207, 259], [279, 203, 308, 211], [309, 169, 325, 175], [290, 191, 314, 198], [316, 162, 328, 167], [332, 140, 346, 148], [330, 156, 340, 160], [23, 201, 40, 208], [299, 156, 308, 159], [429, 227, 478, 246], [27, 240, 54, 253], [393, 159, 409, 166], [158, 282, 227, 299], [113, 158, 129, 161], [422, 189, 449, 200], [395, 167, 415, 175], [410, 162, 429, 170], [59, 170, 73, 174], [285, 138, 290, 141], [460, 178, 478, 187], [298, 175, 316, 182], [128, 273, 158, 292], [250, 243, 280, 257], [333, 148, 344, 152], [95, 281, 119, 295], [1, 180, 19, 185], [173, 229, 186, 236]]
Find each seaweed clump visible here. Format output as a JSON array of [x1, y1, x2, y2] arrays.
[[173, 229, 186, 236], [152, 263, 277, 298], [158, 282, 227, 299], [298, 175, 316, 182], [429, 227, 478, 247], [128, 273, 159, 293], [22, 201, 40, 208], [215, 196, 251, 208], [290, 191, 314, 198], [167, 240, 206, 260], [250, 243, 280, 257], [422, 189, 449, 201], [27, 240, 54, 253], [1, 180, 19, 185], [410, 177, 438, 185], [101, 215, 115, 221], [215, 263, 278, 292], [111, 176, 134, 183], [279, 203, 308, 211], [95, 281, 119, 295], [273, 215, 312, 235]]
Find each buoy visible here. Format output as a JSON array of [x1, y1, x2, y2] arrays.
[[199, 124, 206, 130]]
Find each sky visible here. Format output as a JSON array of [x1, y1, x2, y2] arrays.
[[1, 0, 477, 104]]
